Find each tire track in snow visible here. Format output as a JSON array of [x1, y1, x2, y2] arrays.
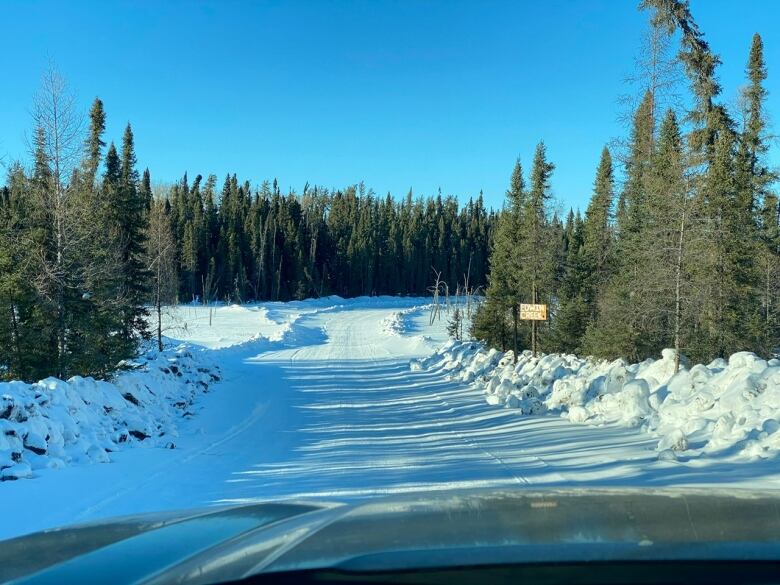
[[266, 307, 539, 492], [70, 310, 329, 521], [75, 304, 565, 521], [426, 386, 532, 486], [71, 382, 273, 521]]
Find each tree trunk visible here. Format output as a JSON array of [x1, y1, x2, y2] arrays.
[[156, 263, 163, 352], [275, 255, 283, 301], [766, 258, 772, 350], [673, 208, 685, 373], [531, 283, 538, 357], [512, 304, 518, 363], [9, 299, 21, 375]]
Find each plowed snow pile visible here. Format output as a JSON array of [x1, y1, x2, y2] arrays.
[[413, 341, 780, 461], [0, 345, 220, 480]]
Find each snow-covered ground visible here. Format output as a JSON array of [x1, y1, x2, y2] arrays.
[[0, 345, 220, 481], [415, 341, 780, 478], [3, 296, 780, 541]]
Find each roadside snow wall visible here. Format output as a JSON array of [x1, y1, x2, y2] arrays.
[[0, 345, 220, 481], [412, 341, 780, 460]]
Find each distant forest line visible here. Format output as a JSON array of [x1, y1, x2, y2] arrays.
[[158, 175, 495, 303]]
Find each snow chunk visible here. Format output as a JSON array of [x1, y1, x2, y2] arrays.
[[23, 432, 47, 455], [658, 429, 689, 452], [2, 462, 32, 481], [416, 341, 780, 462], [0, 342, 221, 480]]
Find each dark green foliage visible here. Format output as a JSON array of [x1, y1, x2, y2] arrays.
[[446, 307, 464, 341], [118, 125, 150, 342], [476, 6, 777, 365], [586, 95, 656, 361], [477, 159, 526, 356], [471, 296, 511, 352], [641, 0, 732, 163], [580, 147, 615, 323], [691, 127, 762, 360], [617, 90, 655, 245], [520, 143, 557, 355], [1, 96, 156, 380], [547, 211, 588, 354], [82, 98, 105, 186], [164, 177, 495, 304], [1, 4, 777, 383], [139, 168, 153, 214], [0, 164, 57, 380], [758, 194, 780, 351], [1, 93, 489, 382], [474, 145, 557, 357]]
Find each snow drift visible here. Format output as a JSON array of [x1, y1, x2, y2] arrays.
[[412, 341, 780, 460], [0, 344, 220, 481], [381, 306, 430, 338]]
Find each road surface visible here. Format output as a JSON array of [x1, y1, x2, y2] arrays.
[[0, 300, 676, 540]]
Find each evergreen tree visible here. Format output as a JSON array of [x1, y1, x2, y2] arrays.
[[758, 194, 780, 352], [692, 127, 760, 360], [641, 0, 731, 165], [75, 107, 126, 376], [7, 4, 777, 380], [139, 168, 153, 214], [518, 142, 556, 356], [617, 90, 655, 242], [738, 33, 778, 353], [472, 159, 526, 356], [82, 98, 106, 187], [584, 94, 655, 361], [645, 109, 691, 369], [446, 307, 463, 341], [547, 210, 588, 353], [580, 146, 614, 323], [0, 164, 55, 380], [118, 124, 150, 342]]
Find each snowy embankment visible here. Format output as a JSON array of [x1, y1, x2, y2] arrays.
[[413, 341, 780, 461], [0, 295, 433, 483], [0, 345, 220, 481]]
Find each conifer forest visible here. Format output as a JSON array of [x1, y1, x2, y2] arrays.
[[1, 0, 777, 381]]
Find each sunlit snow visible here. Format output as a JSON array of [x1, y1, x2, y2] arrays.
[[2, 296, 780, 542]]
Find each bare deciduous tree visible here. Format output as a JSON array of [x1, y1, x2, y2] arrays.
[[30, 65, 85, 376], [146, 199, 178, 351]]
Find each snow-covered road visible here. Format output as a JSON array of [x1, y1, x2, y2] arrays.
[[4, 298, 776, 541]]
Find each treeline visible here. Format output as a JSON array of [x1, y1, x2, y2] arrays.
[[0, 79, 150, 381], [163, 176, 494, 303], [1, 0, 776, 381], [0, 70, 495, 381], [473, 1, 779, 367]]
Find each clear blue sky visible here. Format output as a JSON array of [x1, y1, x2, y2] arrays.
[[1, 0, 778, 211]]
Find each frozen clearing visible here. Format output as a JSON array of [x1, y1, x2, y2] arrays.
[[4, 296, 780, 541]]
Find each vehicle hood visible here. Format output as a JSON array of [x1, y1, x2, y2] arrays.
[[3, 487, 780, 584]]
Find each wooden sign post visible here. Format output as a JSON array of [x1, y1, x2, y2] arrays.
[[520, 303, 547, 357]]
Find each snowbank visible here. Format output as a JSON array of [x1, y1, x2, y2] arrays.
[[381, 311, 407, 337], [412, 341, 780, 460], [381, 306, 428, 337], [0, 345, 220, 480]]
